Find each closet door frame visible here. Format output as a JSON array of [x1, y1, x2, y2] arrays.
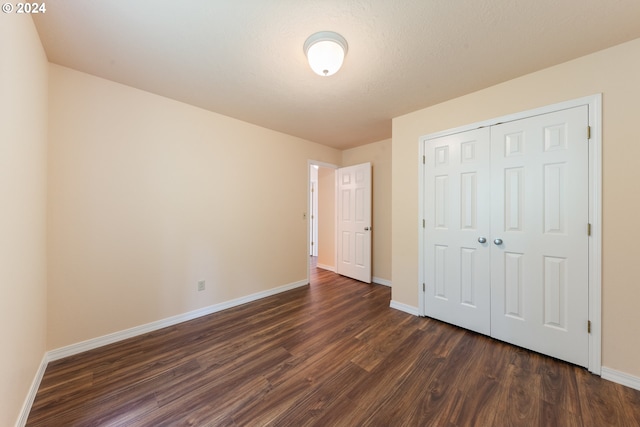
[[418, 94, 602, 375]]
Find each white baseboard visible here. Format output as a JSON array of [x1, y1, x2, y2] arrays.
[[601, 366, 640, 391], [389, 300, 420, 316], [15, 354, 48, 427], [373, 277, 392, 287], [47, 279, 309, 362], [17, 279, 309, 425], [316, 263, 335, 272], [314, 266, 390, 287], [17, 279, 310, 425]]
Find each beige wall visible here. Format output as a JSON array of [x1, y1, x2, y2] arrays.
[[392, 38, 640, 377], [0, 15, 48, 427], [317, 166, 336, 269], [343, 139, 392, 283], [47, 65, 341, 349]]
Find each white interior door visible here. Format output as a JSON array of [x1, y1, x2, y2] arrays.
[[423, 128, 491, 335], [490, 106, 589, 367], [337, 163, 372, 283], [422, 105, 590, 368]]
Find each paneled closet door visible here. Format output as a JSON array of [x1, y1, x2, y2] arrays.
[[490, 105, 590, 367], [423, 128, 491, 335]]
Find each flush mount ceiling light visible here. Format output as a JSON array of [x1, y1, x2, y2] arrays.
[[303, 31, 348, 77]]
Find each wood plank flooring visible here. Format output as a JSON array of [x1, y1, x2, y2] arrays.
[[27, 261, 640, 426]]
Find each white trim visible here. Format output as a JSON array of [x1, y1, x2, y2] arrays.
[[315, 266, 389, 286], [587, 94, 603, 375], [48, 279, 308, 362], [373, 277, 392, 287], [421, 95, 599, 142], [308, 160, 339, 170], [390, 300, 420, 316], [15, 355, 48, 427], [418, 94, 602, 374], [333, 170, 338, 275], [418, 137, 426, 316], [316, 263, 336, 272], [602, 367, 640, 392]]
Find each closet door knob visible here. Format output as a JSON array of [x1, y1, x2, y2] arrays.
[[494, 238, 503, 245], [478, 237, 487, 244]]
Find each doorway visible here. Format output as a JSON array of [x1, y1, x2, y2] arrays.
[[307, 161, 337, 283], [307, 161, 373, 284]]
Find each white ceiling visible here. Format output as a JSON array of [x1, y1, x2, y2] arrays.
[[33, 0, 640, 149]]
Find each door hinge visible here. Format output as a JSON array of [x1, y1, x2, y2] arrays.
[[423, 155, 426, 164], [422, 219, 425, 228], [587, 223, 591, 236], [587, 126, 591, 140], [423, 283, 425, 292], [588, 320, 591, 334]]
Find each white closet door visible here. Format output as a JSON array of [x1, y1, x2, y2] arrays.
[[490, 106, 589, 367], [424, 128, 491, 335]]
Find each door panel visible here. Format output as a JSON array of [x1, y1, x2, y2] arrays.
[[337, 163, 371, 283], [490, 106, 589, 367], [424, 128, 491, 335]]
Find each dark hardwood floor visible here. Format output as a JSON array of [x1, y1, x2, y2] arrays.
[[27, 259, 640, 426]]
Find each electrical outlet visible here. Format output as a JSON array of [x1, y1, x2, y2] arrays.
[[197, 280, 205, 291]]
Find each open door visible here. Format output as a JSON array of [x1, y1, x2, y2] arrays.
[[337, 162, 372, 283]]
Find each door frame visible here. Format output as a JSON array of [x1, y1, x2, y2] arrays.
[[418, 94, 602, 374], [307, 160, 338, 283], [309, 178, 318, 257]]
